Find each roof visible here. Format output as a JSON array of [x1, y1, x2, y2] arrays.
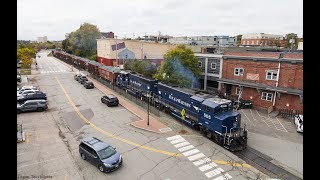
[[222, 55, 303, 63], [218, 78, 303, 95], [99, 66, 121, 73], [202, 98, 232, 109], [82, 137, 109, 151], [130, 72, 158, 81]]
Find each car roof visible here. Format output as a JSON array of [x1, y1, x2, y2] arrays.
[[105, 94, 117, 98], [24, 99, 46, 103], [81, 137, 110, 151]]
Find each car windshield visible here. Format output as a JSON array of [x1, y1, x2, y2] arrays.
[[97, 146, 116, 159]]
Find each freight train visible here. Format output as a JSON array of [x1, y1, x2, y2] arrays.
[[52, 50, 248, 151]]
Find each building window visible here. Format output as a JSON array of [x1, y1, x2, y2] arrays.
[[251, 40, 254, 44], [198, 61, 202, 67], [234, 68, 244, 76], [236, 87, 241, 95], [261, 92, 273, 101], [211, 63, 216, 69], [266, 71, 278, 80]]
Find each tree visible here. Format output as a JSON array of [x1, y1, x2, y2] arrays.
[[68, 23, 101, 59], [124, 59, 157, 78], [285, 33, 299, 49], [17, 47, 35, 68], [154, 45, 201, 88], [236, 35, 242, 46]]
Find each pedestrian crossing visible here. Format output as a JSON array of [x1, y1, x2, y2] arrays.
[[167, 135, 232, 180], [40, 70, 71, 74]]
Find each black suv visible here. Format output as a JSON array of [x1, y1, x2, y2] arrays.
[[17, 92, 47, 104], [79, 137, 122, 173], [83, 81, 94, 89], [101, 94, 119, 106]]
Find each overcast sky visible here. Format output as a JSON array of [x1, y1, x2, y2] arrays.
[[17, 0, 303, 41]]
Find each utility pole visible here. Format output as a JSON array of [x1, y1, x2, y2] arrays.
[[147, 91, 150, 126], [115, 36, 118, 66], [141, 42, 144, 60]]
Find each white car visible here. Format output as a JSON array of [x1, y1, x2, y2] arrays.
[[17, 89, 40, 97], [17, 86, 37, 92], [294, 114, 303, 133]]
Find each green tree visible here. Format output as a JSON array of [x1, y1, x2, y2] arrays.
[[285, 33, 299, 49], [68, 23, 101, 59], [154, 45, 201, 88], [17, 47, 35, 68], [236, 35, 242, 46], [124, 59, 157, 78]]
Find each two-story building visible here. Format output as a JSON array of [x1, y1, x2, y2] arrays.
[[218, 51, 303, 113], [195, 53, 223, 93], [97, 38, 176, 67]]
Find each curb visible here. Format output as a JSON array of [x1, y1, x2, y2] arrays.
[[129, 123, 161, 134]]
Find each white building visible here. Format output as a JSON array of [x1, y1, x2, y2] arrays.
[[168, 36, 236, 46], [297, 42, 303, 50], [37, 36, 47, 43]]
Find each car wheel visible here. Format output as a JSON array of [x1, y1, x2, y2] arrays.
[[101, 99, 104, 103], [81, 153, 86, 160], [37, 107, 44, 112], [98, 165, 104, 172], [17, 109, 21, 114]]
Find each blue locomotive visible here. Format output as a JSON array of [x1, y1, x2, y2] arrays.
[[116, 71, 247, 151]]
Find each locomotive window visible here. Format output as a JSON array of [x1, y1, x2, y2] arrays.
[[220, 104, 229, 112], [205, 106, 210, 112]]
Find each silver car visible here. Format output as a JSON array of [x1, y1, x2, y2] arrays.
[[17, 99, 48, 114]]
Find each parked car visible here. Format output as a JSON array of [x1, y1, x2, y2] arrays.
[[17, 99, 48, 114], [17, 92, 47, 103], [83, 81, 94, 89], [17, 89, 41, 97], [17, 86, 38, 92], [79, 137, 122, 173], [74, 74, 81, 81], [294, 114, 303, 133], [101, 94, 119, 106], [79, 76, 88, 84]]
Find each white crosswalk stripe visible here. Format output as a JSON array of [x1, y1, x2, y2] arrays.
[[205, 168, 224, 178], [182, 149, 200, 156], [166, 135, 232, 180], [174, 141, 190, 148]]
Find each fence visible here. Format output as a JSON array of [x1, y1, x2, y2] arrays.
[[278, 108, 303, 119]]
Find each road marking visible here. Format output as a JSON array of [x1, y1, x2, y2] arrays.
[[198, 162, 217, 172], [193, 157, 212, 166], [26, 132, 29, 143], [166, 135, 182, 141], [178, 145, 194, 152], [170, 138, 186, 144], [213, 160, 252, 168], [188, 153, 205, 161], [212, 173, 232, 180], [174, 141, 190, 148], [55, 77, 181, 157], [182, 149, 200, 156], [204, 168, 224, 178]]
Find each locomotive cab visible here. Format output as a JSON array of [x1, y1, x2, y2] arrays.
[[198, 98, 247, 151]]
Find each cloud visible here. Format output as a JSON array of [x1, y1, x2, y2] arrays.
[[17, 0, 303, 40]]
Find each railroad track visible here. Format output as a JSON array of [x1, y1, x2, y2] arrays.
[[234, 147, 302, 180]]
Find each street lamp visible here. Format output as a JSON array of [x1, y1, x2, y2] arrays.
[[147, 87, 150, 126]]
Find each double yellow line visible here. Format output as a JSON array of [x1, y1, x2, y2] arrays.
[[55, 77, 181, 157]]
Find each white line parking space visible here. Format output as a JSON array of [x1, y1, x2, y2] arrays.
[[166, 135, 232, 180]]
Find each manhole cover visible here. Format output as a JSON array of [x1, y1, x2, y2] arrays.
[[75, 104, 81, 107], [159, 128, 172, 133]]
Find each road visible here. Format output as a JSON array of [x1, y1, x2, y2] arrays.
[[18, 50, 269, 180]]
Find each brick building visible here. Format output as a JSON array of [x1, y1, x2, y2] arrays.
[[218, 51, 303, 113], [97, 38, 176, 67], [241, 33, 285, 47]]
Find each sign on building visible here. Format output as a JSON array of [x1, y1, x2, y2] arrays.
[[246, 73, 259, 80], [111, 42, 126, 51]]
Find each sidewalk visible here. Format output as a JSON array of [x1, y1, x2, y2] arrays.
[[87, 76, 171, 134]]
